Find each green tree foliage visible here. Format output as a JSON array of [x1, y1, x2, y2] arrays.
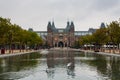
[[0, 17, 11, 45], [79, 20, 120, 53], [107, 21, 120, 53], [107, 21, 120, 44], [0, 17, 43, 52], [79, 35, 93, 45], [92, 27, 107, 45], [28, 31, 43, 48]]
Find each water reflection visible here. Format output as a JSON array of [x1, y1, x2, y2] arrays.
[[0, 53, 41, 80], [83, 54, 120, 80], [46, 50, 75, 79], [0, 51, 120, 80]]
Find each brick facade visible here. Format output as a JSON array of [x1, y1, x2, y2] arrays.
[[47, 21, 75, 47]]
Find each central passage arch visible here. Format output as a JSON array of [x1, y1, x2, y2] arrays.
[[58, 41, 64, 47]]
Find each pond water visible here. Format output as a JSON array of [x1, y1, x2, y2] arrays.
[[0, 50, 120, 80]]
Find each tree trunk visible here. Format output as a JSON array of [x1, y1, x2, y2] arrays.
[[9, 43, 11, 53], [109, 45, 111, 53], [19, 42, 22, 52], [113, 44, 115, 53]]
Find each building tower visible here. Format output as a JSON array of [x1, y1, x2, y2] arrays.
[[47, 21, 75, 47]]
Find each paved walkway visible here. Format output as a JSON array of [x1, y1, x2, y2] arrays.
[[4, 49, 34, 54], [1, 48, 120, 58], [51, 47, 120, 57], [79, 49, 120, 57], [0, 50, 40, 58]]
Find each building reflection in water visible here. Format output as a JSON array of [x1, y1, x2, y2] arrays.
[[46, 50, 75, 79]]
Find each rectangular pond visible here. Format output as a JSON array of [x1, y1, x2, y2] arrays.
[[0, 50, 120, 80]]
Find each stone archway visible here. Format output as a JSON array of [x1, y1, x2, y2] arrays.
[[58, 41, 64, 47]]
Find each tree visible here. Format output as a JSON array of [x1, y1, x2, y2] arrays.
[[79, 35, 93, 49], [0, 17, 11, 47], [92, 27, 107, 51], [0, 17, 43, 53], [107, 21, 120, 53]]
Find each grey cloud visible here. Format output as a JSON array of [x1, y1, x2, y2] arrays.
[[92, 0, 120, 11], [0, 0, 120, 31]]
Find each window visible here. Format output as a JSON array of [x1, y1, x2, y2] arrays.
[[58, 30, 63, 33]]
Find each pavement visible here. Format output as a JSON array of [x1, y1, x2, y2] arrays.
[[79, 49, 120, 57], [0, 50, 40, 58], [1, 48, 120, 58], [51, 47, 120, 57]]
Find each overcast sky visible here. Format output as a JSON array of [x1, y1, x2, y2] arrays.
[[0, 0, 120, 31]]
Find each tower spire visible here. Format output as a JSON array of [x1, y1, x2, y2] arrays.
[[47, 21, 51, 28], [70, 21, 74, 28], [52, 20, 55, 28]]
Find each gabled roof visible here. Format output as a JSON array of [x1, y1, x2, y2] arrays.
[[47, 21, 75, 33]]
